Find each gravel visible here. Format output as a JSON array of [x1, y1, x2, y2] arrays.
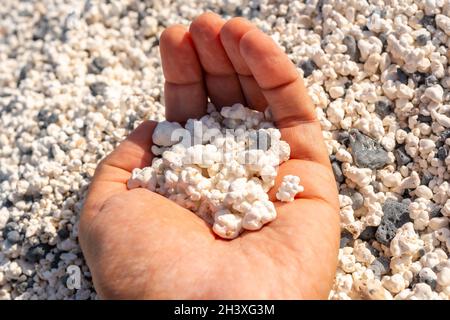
[[0, 0, 449, 300], [349, 129, 389, 170]]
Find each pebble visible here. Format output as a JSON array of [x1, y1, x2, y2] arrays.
[[369, 256, 390, 278], [299, 59, 317, 77], [89, 57, 108, 74], [374, 101, 392, 118], [415, 34, 429, 46], [6, 231, 21, 244], [349, 130, 389, 170], [436, 147, 448, 161], [396, 68, 409, 85], [332, 161, 344, 183], [25, 244, 53, 263], [359, 226, 377, 241], [394, 146, 412, 166], [89, 82, 108, 96], [375, 200, 410, 245], [343, 35, 359, 62]]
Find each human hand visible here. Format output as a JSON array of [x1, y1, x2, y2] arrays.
[[79, 13, 340, 299]]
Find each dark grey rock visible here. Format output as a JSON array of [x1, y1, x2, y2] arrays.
[[343, 35, 360, 61], [429, 206, 442, 219], [51, 251, 62, 269], [33, 16, 49, 41], [374, 100, 392, 118], [415, 34, 429, 46], [332, 161, 344, 183], [417, 248, 426, 257], [375, 221, 398, 245], [381, 199, 411, 226], [370, 256, 390, 277], [6, 230, 21, 244], [417, 114, 432, 123], [89, 57, 108, 74], [417, 273, 437, 290], [411, 72, 427, 86], [421, 15, 436, 28], [439, 130, 450, 145], [425, 75, 438, 86], [421, 172, 433, 186], [57, 226, 70, 240], [17, 63, 33, 87], [375, 199, 411, 245], [394, 145, 412, 166], [437, 147, 448, 161], [396, 68, 409, 84], [89, 81, 107, 96], [299, 59, 317, 77], [340, 230, 354, 248], [337, 131, 350, 146], [3, 221, 19, 238], [379, 33, 388, 51], [351, 191, 364, 210], [37, 109, 58, 128], [349, 129, 389, 169], [367, 244, 380, 257], [25, 243, 53, 263], [359, 226, 377, 241]]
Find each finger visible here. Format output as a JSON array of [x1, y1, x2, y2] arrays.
[[160, 25, 207, 122], [220, 17, 268, 111], [239, 29, 317, 125], [189, 12, 246, 107], [81, 121, 157, 224]]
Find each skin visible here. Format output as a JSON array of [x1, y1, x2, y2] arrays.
[[79, 13, 340, 299]]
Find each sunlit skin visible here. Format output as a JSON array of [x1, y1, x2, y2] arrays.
[[79, 13, 340, 299]]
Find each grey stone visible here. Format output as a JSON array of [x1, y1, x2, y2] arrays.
[[349, 129, 389, 169], [343, 35, 360, 61], [359, 226, 377, 241], [425, 75, 438, 86], [25, 243, 53, 263], [89, 81, 107, 96], [417, 274, 437, 290], [379, 33, 388, 51], [394, 145, 412, 166], [421, 15, 436, 28], [429, 206, 442, 219], [375, 199, 411, 245], [337, 131, 350, 146], [374, 100, 392, 118], [340, 230, 354, 248], [375, 221, 398, 245], [396, 68, 409, 84], [370, 256, 390, 277], [437, 147, 447, 161], [89, 57, 108, 74], [299, 59, 317, 77], [417, 114, 432, 123], [17, 63, 33, 87], [332, 161, 344, 183], [421, 172, 433, 186], [351, 191, 364, 210], [412, 72, 427, 86], [7, 230, 21, 244], [415, 34, 429, 46], [57, 226, 70, 240], [32, 16, 49, 41]]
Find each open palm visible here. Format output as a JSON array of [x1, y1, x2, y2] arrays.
[[79, 13, 340, 299]]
